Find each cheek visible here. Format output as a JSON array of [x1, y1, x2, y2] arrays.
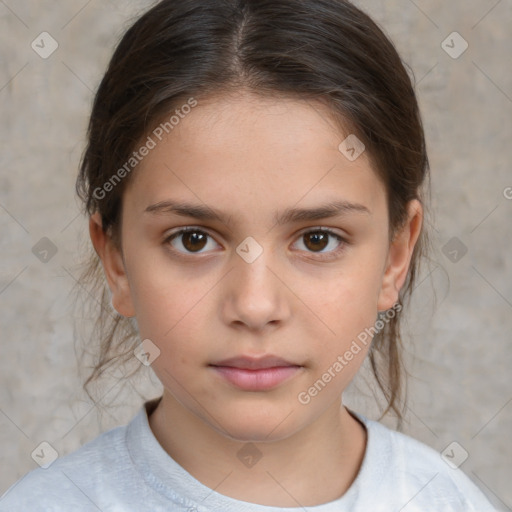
[[302, 264, 382, 332], [141, 308, 208, 397], [298, 263, 381, 385], [126, 252, 216, 338]]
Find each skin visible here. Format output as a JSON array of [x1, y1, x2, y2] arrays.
[[89, 90, 423, 507]]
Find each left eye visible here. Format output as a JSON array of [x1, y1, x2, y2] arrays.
[[292, 229, 345, 255]]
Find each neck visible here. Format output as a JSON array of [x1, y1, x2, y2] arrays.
[[148, 391, 367, 507]]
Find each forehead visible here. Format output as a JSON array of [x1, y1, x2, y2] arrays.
[[124, 91, 387, 224]]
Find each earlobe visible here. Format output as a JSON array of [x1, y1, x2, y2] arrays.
[[89, 212, 136, 318], [377, 199, 423, 312]]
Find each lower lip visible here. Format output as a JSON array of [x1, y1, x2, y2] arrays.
[[210, 366, 301, 391]]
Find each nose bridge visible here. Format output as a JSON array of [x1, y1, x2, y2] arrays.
[[234, 234, 278, 296], [224, 234, 288, 328]]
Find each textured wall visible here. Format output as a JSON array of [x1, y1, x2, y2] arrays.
[[1, 0, 511, 509]]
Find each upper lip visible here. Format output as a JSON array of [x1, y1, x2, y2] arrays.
[[210, 355, 301, 370]]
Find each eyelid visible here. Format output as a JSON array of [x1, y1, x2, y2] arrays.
[[295, 225, 347, 239]]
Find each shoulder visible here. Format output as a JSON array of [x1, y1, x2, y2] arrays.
[[0, 423, 130, 511], [355, 412, 497, 511]]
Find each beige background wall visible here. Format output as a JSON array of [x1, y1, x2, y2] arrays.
[[1, 0, 511, 509]]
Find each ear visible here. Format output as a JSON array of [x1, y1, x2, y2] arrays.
[[89, 212, 136, 318], [377, 199, 423, 311]]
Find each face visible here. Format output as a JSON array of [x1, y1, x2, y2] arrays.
[[92, 91, 422, 442]]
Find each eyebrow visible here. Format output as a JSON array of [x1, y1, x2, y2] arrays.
[[144, 199, 371, 226]]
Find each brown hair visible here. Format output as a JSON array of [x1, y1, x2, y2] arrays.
[[74, 0, 434, 426]]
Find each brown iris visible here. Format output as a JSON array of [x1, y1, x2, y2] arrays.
[[182, 231, 208, 252], [303, 231, 329, 252]]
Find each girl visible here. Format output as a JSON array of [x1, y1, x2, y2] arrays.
[[0, 0, 498, 510]]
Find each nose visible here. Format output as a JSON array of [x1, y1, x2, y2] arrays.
[[221, 240, 291, 332]]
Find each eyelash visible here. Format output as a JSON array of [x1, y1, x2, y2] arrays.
[[163, 226, 349, 261]]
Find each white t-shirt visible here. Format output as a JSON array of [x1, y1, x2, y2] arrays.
[[0, 397, 497, 511]]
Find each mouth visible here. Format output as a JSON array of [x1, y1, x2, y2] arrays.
[[209, 355, 303, 391]]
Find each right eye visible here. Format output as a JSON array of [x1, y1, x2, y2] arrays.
[[164, 227, 221, 255]]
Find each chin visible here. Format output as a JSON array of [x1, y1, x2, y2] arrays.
[[207, 404, 303, 444], [216, 423, 291, 443]]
